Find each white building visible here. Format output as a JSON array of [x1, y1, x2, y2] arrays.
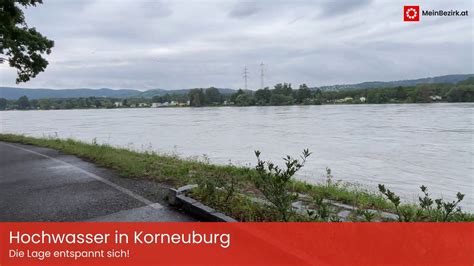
[[359, 97, 366, 103], [344, 97, 353, 102], [114, 102, 122, 107], [152, 101, 180, 108]]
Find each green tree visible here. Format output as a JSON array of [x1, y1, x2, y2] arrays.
[[230, 89, 245, 103], [205, 87, 222, 104], [271, 83, 294, 105], [122, 99, 128, 107], [102, 99, 114, 108], [188, 88, 206, 107], [234, 93, 255, 106], [270, 93, 293, 105], [0, 0, 54, 83], [296, 84, 312, 103], [367, 91, 389, 104], [17, 95, 30, 109], [415, 86, 433, 103], [447, 86, 474, 102], [0, 98, 7, 110], [395, 86, 407, 100], [273, 83, 293, 96], [152, 95, 164, 103], [38, 98, 52, 109], [313, 89, 324, 104], [30, 99, 38, 109], [162, 93, 171, 103], [255, 88, 271, 105], [94, 98, 102, 108]]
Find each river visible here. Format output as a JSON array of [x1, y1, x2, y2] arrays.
[[1, 103, 473, 210]]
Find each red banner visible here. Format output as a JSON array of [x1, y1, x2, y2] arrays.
[[0, 223, 472, 265]]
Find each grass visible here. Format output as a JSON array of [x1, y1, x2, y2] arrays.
[[0, 133, 252, 187], [0, 133, 471, 221]]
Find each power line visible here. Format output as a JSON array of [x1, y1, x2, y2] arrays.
[[243, 66, 249, 90]]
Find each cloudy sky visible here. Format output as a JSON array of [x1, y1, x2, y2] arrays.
[[0, 0, 472, 90]]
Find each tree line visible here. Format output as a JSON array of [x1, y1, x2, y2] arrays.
[[0, 96, 140, 110], [188, 78, 474, 107], [1, 78, 473, 110]]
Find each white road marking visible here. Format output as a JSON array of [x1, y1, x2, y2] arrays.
[[47, 165, 74, 170], [0, 142, 163, 210]]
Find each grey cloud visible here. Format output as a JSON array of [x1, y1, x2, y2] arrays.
[[1, 0, 472, 90], [228, 1, 260, 18], [318, 0, 373, 17], [140, 1, 173, 17]]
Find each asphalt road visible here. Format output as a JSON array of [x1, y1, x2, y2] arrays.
[[0, 141, 197, 222]]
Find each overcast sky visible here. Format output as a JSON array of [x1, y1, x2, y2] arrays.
[[0, 0, 472, 90]]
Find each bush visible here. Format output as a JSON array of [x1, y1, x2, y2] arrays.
[[253, 149, 311, 221], [378, 184, 467, 222]]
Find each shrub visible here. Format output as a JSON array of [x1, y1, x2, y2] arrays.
[[379, 184, 467, 222], [253, 149, 311, 221], [307, 196, 339, 221]]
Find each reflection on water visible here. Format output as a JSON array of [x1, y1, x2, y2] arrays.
[[1, 103, 473, 210]]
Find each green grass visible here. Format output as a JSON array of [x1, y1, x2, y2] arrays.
[[291, 180, 393, 210], [0, 133, 253, 187], [1, 133, 471, 221]]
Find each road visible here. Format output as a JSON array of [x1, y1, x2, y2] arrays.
[[0, 141, 197, 222]]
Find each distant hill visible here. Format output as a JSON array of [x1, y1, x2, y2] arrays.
[[1, 74, 472, 100], [313, 74, 474, 91], [138, 89, 188, 98], [0, 87, 237, 100], [0, 87, 141, 100], [137, 88, 236, 98]]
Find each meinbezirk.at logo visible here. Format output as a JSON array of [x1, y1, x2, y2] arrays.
[[404, 6, 420, 21], [404, 5, 469, 22]]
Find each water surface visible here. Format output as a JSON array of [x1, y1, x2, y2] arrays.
[[1, 103, 472, 210]]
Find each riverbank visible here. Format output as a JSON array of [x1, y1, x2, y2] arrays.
[[2, 76, 473, 111], [1, 100, 470, 112], [0, 134, 472, 221]]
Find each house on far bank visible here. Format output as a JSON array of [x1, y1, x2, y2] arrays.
[[138, 103, 149, 107], [335, 97, 353, 103], [151, 101, 183, 108], [344, 97, 353, 102], [359, 97, 366, 103], [114, 102, 122, 107], [430, 95, 442, 101], [151, 102, 169, 108]]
